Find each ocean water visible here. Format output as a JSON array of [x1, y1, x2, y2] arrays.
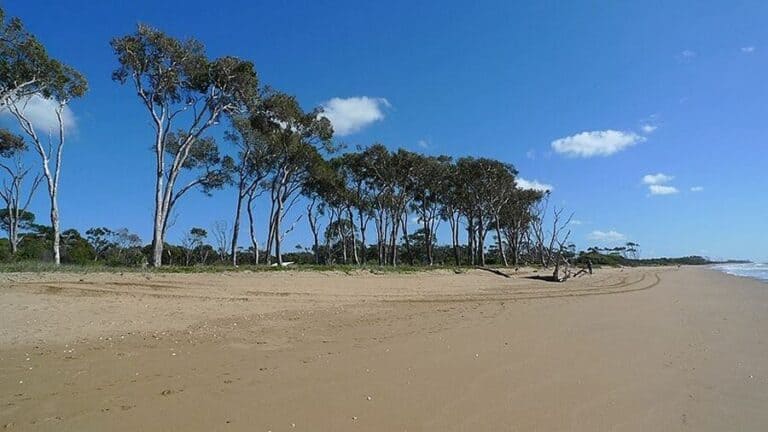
[[713, 263, 768, 283]]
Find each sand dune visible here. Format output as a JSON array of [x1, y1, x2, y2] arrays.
[[1, 267, 766, 430]]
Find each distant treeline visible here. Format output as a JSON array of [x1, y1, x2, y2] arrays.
[[0, 221, 717, 269], [574, 251, 714, 267]]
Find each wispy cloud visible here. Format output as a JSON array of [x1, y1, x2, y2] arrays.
[[416, 138, 430, 149], [643, 173, 678, 195], [588, 230, 626, 243], [319, 96, 390, 136], [642, 173, 673, 185], [690, 186, 704, 192], [649, 184, 679, 195], [551, 130, 644, 158], [0, 95, 76, 133], [525, 149, 536, 160], [741, 46, 755, 54], [640, 124, 658, 134], [517, 177, 553, 192]]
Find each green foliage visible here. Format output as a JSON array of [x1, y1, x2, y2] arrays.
[[574, 250, 711, 267], [0, 129, 26, 157], [1, 7, 87, 102], [85, 227, 144, 266]]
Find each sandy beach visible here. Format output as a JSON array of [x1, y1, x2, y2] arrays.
[[1, 266, 766, 431]]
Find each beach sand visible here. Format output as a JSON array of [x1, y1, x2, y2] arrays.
[[1, 266, 766, 431]]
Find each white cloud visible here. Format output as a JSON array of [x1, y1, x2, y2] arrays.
[[551, 130, 644, 158], [640, 124, 657, 134], [642, 173, 678, 195], [0, 95, 76, 133], [517, 177, 553, 192], [588, 230, 626, 243], [741, 46, 755, 53], [417, 139, 429, 149], [642, 173, 673, 185], [319, 96, 390, 136], [649, 184, 679, 195], [690, 186, 704, 192], [570, 219, 583, 225]]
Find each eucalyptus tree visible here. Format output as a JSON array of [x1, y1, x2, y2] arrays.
[[180, 227, 208, 265], [454, 158, 482, 264], [301, 157, 337, 264], [1, 15, 87, 265], [250, 90, 333, 265], [410, 154, 451, 265], [344, 154, 376, 265], [355, 144, 392, 265], [483, 161, 518, 266], [499, 188, 543, 266], [331, 152, 374, 265], [111, 24, 258, 266], [224, 116, 271, 266], [85, 227, 115, 261], [383, 149, 420, 265], [439, 161, 464, 265], [453, 157, 516, 266], [0, 129, 40, 255]]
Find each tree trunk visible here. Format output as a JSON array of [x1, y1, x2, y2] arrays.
[[495, 216, 508, 266], [348, 207, 360, 265], [9, 229, 18, 254], [401, 213, 414, 265], [357, 209, 367, 265], [307, 199, 320, 264], [151, 151, 166, 267], [247, 192, 259, 265], [275, 195, 284, 266], [449, 214, 460, 266], [50, 195, 61, 265], [230, 191, 244, 266], [389, 213, 398, 266], [265, 196, 276, 266], [467, 217, 475, 266], [422, 213, 432, 266], [477, 213, 486, 266]]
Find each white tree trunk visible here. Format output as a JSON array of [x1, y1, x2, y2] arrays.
[[7, 100, 67, 265]]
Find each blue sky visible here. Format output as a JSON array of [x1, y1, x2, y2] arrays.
[[2, 0, 767, 261]]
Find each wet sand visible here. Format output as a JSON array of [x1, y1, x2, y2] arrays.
[[1, 266, 766, 431]]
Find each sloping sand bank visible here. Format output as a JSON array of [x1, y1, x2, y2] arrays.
[[1, 267, 766, 431]]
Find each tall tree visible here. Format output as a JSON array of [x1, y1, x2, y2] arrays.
[[111, 24, 258, 266], [439, 161, 464, 266], [499, 188, 543, 266], [224, 115, 270, 266], [410, 154, 450, 265], [2, 17, 87, 264], [250, 90, 333, 266]]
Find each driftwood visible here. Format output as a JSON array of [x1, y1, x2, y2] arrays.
[[572, 268, 588, 278], [477, 266, 511, 278]]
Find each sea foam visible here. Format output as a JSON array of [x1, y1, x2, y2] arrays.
[[713, 263, 768, 283]]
